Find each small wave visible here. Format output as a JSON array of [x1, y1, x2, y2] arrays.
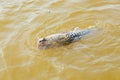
[[87, 4, 120, 11]]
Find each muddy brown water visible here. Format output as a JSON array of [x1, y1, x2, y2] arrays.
[[0, 0, 120, 80]]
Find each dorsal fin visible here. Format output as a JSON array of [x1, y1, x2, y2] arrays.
[[74, 27, 81, 31], [88, 25, 97, 29]]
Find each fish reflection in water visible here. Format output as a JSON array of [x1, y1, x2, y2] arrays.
[[38, 26, 97, 49]]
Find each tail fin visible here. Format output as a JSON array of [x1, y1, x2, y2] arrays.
[[81, 26, 97, 36]]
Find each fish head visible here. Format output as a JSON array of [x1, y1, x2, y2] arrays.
[[37, 38, 48, 49]]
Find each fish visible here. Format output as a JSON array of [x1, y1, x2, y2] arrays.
[[37, 26, 96, 49]]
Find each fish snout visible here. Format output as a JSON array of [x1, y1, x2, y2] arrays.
[[37, 38, 49, 49], [38, 41, 44, 48], [37, 39, 45, 48]]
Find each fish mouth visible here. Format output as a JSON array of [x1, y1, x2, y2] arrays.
[[38, 42, 45, 48], [37, 40, 50, 49], [37, 40, 53, 49]]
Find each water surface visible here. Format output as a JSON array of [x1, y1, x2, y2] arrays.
[[0, 0, 120, 80]]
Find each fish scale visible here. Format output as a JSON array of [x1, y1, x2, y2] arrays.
[[65, 27, 95, 43], [66, 31, 82, 42]]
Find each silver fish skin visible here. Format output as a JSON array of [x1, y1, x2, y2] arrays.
[[38, 26, 96, 49]]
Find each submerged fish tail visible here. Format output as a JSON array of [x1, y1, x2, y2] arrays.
[[80, 27, 96, 36]]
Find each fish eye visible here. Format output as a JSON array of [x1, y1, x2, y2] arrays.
[[39, 40, 42, 42], [42, 38, 46, 41]]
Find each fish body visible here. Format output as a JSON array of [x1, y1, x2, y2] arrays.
[[38, 26, 96, 49]]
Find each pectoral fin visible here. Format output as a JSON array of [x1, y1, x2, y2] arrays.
[[74, 27, 81, 31]]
